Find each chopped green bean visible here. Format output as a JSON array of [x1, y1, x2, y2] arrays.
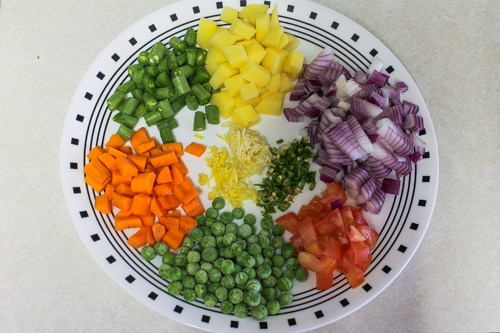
[[193, 111, 206, 131], [205, 104, 220, 124]]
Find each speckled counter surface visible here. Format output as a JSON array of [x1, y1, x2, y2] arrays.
[[0, 1, 498, 332]]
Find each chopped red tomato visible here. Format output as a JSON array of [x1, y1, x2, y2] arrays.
[[276, 181, 379, 290]]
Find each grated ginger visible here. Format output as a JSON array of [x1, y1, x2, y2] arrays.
[[201, 123, 271, 207]]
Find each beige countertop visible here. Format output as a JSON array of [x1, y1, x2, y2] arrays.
[[0, 0, 498, 332]]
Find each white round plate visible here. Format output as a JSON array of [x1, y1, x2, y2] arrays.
[[60, 0, 438, 331]]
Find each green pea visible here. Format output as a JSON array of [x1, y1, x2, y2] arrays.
[[140, 246, 156, 261], [211, 196, 225, 210], [231, 207, 245, 219]]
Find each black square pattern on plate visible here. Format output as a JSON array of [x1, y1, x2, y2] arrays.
[[72, 187, 81, 194], [386, 65, 394, 73], [70, 162, 78, 170], [259, 322, 268, 329], [170, 14, 178, 22], [192, 6, 200, 14], [340, 298, 349, 307], [111, 53, 120, 62], [174, 305, 183, 313], [351, 33, 359, 42], [90, 233, 100, 242], [106, 255, 116, 264], [125, 275, 135, 283], [79, 210, 89, 218], [201, 314, 210, 323], [148, 292, 158, 300], [149, 24, 157, 32], [398, 245, 407, 253], [331, 21, 339, 29], [362, 283, 372, 292], [96, 71, 105, 80], [382, 265, 392, 273], [216, 1, 223, 9], [309, 12, 317, 20], [129, 37, 137, 46], [370, 48, 378, 57], [423, 151, 430, 159], [76, 114, 84, 122], [422, 176, 430, 183], [315, 310, 324, 318], [287, 5, 294, 12], [240, 0, 247, 6], [264, 0, 271, 6], [288, 318, 297, 326], [230, 320, 239, 328], [410, 222, 419, 230], [418, 200, 427, 207], [71, 138, 79, 145], [84, 92, 93, 100]]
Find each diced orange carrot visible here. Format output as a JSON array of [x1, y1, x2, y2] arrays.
[[104, 184, 115, 199], [146, 226, 155, 246], [87, 146, 106, 160], [138, 214, 155, 227], [154, 183, 174, 196], [95, 195, 112, 214], [111, 192, 133, 211], [149, 150, 178, 169], [114, 215, 142, 230], [162, 227, 185, 250], [149, 147, 165, 157], [120, 145, 133, 155], [105, 133, 126, 149], [158, 216, 180, 230], [130, 193, 151, 216], [179, 216, 197, 232], [161, 142, 183, 156], [157, 194, 181, 211], [170, 166, 184, 185], [127, 154, 148, 172], [111, 169, 131, 186], [130, 171, 156, 194], [84, 175, 108, 193], [115, 183, 134, 196], [156, 166, 173, 184], [172, 159, 188, 175], [115, 156, 139, 180], [107, 146, 128, 159], [127, 227, 148, 248], [130, 127, 150, 151], [84, 159, 111, 184], [185, 142, 207, 157], [181, 197, 205, 217], [116, 209, 132, 218], [164, 210, 181, 217], [136, 139, 158, 155], [152, 223, 166, 243], [150, 196, 166, 218], [98, 152, 117, 170]]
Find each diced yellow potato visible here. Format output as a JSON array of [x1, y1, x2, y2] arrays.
[[255, 92, 285, 116], [240, 61, 271, 86], [270, 4, 280, 28], [211, 91, 235, 119], [229, 18, 256, 40], [239, 81, 260, 102], [238, 4, 269, 25], [278, 33, 289, 49], [255, 12, 270, 42], [209, 63, 239, 89], [205, 47, 227, 64], [241, 39, 267, 64], [234, 94, 261, 108], [197, 18, 218, 49], [280, 73, 294, 93], [283, 50, 304, 77], [205, 62, 220, 76], [231, 104, 261, 127], [262, 26, 284, 48], [284, 33, 300, 52], [261, 47, 288, 75], [220, 7, 239, 23], [209, 29, 241, 49], [266, 74, 281, 93], [222, 44, 248, 68], [224, 74, 247, 97]]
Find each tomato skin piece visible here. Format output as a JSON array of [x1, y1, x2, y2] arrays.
[[346, 241, 370, 267], [320, 181, 347, 207], [275, 211, 301, 234], [297, 251, 336, 273], [314, 208, 342, 236], [297, 217, 317, 248], [322, 237, 342, 262], [340, 255, 365, 288]]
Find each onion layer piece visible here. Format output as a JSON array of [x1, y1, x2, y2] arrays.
[[287, 48, 426, 214]]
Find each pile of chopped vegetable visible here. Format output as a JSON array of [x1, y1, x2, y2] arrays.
[[201, 123, 271, 207], [256, 137, 317, 215], [284, 48, 426, 214], [143, 197, 308, 320]]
